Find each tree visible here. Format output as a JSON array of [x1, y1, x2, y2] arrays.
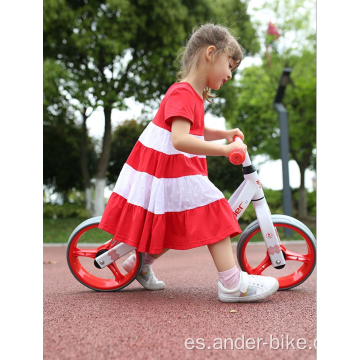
[[218, 0, 316, 220], [43, 0, 260, 215], [227, 49, 316, 220], [43, 110, 98, 202], [43, 59, 97, 203]]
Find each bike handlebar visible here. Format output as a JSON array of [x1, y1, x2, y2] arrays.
[[228, 135, 246, 165]]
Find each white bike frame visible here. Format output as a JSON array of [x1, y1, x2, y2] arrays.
[[228, 137, 286, 269], [95, 137, 286, 269]]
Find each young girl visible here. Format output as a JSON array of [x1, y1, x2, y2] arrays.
[[98, 23, 279, 302]]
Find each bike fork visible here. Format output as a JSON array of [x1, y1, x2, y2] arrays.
[[253, 199, 286, 269], [228, 176, 286, 269], [94, 239, 137, 269]]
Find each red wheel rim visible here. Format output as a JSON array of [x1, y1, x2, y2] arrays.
[[240, 224, 316, 289], [68, 224, 141, 291]]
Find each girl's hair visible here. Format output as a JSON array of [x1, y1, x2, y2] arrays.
[[175, 23, 245, 104]]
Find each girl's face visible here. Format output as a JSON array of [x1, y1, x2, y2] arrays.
[[207, 52, 236, 90]]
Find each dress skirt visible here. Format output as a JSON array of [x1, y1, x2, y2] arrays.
[[98, 121, 242, 254]]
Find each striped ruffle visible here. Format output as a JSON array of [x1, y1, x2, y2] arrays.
[[98, 192, 241, 254], [127, 141, 208, 178], [138, 121, 206, 158], [113, 162, 225, 214]]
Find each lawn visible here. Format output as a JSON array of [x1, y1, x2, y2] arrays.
[[44, 218, 111, 244]]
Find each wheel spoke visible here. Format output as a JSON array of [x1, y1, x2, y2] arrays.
[[73, 248, 98, 259], [252, 254, 272, 275], [108, 262, 125, 282], [98, 238, 121, 251], [283, 248, 310, 263]]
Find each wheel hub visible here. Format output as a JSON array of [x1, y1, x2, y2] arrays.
[[94, 249, 108, 269], [274, 250, 286, 270]]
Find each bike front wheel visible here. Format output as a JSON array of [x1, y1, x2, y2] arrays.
[[66, 216, 144, 292], [236, 215, 316, 290]]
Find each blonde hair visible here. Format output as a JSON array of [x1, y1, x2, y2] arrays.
[[175, 23, 245, 104]]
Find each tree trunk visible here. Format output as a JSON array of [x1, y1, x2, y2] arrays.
[[94, 178, 106, 216], [62, 189, 69, 204], [80, 111, 92, 213], [298, 163, 308, 220], [93, 106, 112, 216], [85, 188, 92, 213]]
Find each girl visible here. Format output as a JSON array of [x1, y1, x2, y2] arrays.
[[98, 23, 279, 302]]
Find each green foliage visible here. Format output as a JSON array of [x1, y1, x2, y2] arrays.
[[43, 110, 98, 194], [43, 202, 91, 219], [43, 113, 83, 192], [259, 0, 316, 56], [43, 58, 71, 109], [43, 0, 260, 110], [306, 190, 316, 217], [207, 155, 244, 193], [211, 0, 315, 120], [226, 47, 316, 218], [263, 188, 284, 212], [228, 49, 316, 165], [293, 189, 316, 217], [44, 53, 98, 196], [43, 0, 261, 202], [225, 187, 315, 224]]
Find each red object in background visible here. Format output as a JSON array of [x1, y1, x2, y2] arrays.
[[265, 21, 281, 67], [267, 21, 280, 40]]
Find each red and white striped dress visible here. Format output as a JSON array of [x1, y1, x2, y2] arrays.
[[98, 82, 241, 254]]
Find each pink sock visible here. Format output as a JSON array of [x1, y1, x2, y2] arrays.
[[218, 265, 240, 290], [143, 252, 156, 266]]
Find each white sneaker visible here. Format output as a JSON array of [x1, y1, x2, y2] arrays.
[[218, 271, 279, 302], [122, 254, 165, 290]]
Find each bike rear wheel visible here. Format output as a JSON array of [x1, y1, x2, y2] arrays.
[[236, 215, 316, 290], [66, 216, 144, 292]]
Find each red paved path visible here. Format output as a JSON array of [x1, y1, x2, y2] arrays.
[[44, 243, 316, 359]]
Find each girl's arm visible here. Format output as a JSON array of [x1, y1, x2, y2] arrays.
[[171, 118, 227, 156], [204, 126, 227, 141]]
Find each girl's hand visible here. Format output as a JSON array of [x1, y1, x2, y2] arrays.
[[225, 128, 244, 144], [225, 141, 247, 157]]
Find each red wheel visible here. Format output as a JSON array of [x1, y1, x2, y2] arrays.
[[236, 215, 316, 290], [66, 217, 144, 292]]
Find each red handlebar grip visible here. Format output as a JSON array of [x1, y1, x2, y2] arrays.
[[229, 135, 245, 164], [228, 149, 246, 165], [233, 134, 244, 142]]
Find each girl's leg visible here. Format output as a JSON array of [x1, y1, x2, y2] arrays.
[[143, 248, 170, 265], [207, 236, 236, 272], [211, 237, 279, 301], [123, 249, 169, 290], [208, 236, 240, 290], [147, 248, 170, 260]]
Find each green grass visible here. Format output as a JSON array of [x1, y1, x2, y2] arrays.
[[44, 218, 112, 244], [43, 218, 316, 244]]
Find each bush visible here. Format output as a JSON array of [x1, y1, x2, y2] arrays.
[[223, 187, 315, 223], [307, 190, 316, 216], [43, 202, 91, 219], [292, 189, 316, 217]]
